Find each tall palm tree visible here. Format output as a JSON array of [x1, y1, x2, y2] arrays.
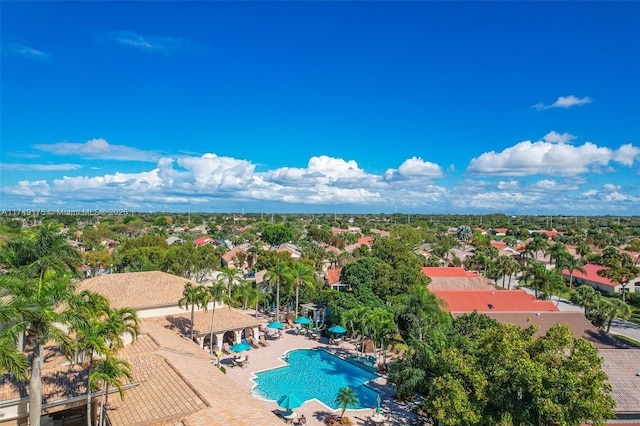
[[0, 296, 31, 381], [89, 354, 134, 426], [178, 282, 208, 341], [0, 222, 83, 278], [264, 262, 293, 321], [558, 256, 586, 290], [289, 261, 315, 318], [217, 266, 243, 299], [2, 272, 76, 426], [395, 285, 446, 341], [335, 386, 359, 419], [205, 281, 231, 354], [547, 242, 569, 267]]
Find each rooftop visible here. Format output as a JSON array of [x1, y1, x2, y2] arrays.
[[458, 311, 628, 349], [599, 349, 640, 416], [76, 271, 200, 310], [432, 289, 559, 313]]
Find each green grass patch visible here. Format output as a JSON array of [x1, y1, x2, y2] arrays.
[[614, 334, 640, 348]]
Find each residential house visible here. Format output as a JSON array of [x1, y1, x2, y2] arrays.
[[221, 243, 251, 269], [193, 236, 215, 246], [273, 243, 302, 259], [562, 263, 639, 296], [325, 267, 346, 291]]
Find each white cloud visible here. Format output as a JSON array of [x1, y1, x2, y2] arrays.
[[612, 144, 640, 167], [580, 183, 639, 203], [34, 138, 161, 162], [533, 95, 592, 110], [106, 31, 195, 54], [3, 180, 50, 197], [383, 156, 443, 181], [0, 163, 81, 171], [497, 180, 519, 190], [542, 131, 577, 144], [2, 43, 51, 60], [467, 136, 639, 176]]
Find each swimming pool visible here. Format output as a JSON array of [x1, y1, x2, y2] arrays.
[[252, 349, 380, 410]]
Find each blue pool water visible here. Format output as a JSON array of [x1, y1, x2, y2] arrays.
[[252, 349, 380, 410]]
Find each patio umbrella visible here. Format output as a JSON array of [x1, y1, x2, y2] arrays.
[[294, 316, 311, 325], [376, 394, 381, 414], [230, 341, 251, 352], [267, 321, 284, 329], [277, 394, 303, 412], [328, 325, 346, 334]]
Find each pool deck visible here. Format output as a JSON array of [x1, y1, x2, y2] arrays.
[[221, 314, 420, 426]]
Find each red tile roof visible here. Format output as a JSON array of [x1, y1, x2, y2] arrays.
[[422, 267, 480, 278], [193, 236, 213, 246], [358, 236, 373, 245], [562, 263, 616, 287], [432, 289, 559, 313], [326, 268, 342, 285]]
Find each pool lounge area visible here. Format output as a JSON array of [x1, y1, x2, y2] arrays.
[[220, 319, 421, 425], [252, 349, 381, 410]]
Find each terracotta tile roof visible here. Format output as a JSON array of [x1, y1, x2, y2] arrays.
[[562, 263, 617, 287], [599, 349, 640, 416], [326, 268, 342, 285], [221, 247, 246, 265], [109, 323, 281, 425], [358, 236, 373, 245], [145, 307, 261, 337], [458, 312, 628, 349], [427, 276, 495, 291], [422, 267, 480, 278], [76, 271, 200, 310], [0, 364, 89, 404], [432, 289, 559, 313]]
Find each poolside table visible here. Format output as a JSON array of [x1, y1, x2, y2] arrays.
[[369, 414, 386, 425]]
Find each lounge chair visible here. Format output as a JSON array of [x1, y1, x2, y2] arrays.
[[249, 337, 260, 349], [259, 336, 270, 347]]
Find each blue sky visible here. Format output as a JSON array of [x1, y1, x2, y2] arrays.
[[2, 1, 639, 215]]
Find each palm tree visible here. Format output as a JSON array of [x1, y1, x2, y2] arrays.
[[395, 285, 447, 341], [571, 285, 598, 316], [205, 281, 231, 354], [0, 222, 82, 278], [558, 256, 586, 290], [603, 298, 632, 332], [264, 262, 293, 322], [524, 237, 549, 264], [364, 308, 396, 363], [178, 282, 208, 341], [547, 242, 569, 267], [576, 243, 592, 260], [524, 261, 547, 299], [2, 272, 76, 426], [289, 261, 315, 318], [503, 256, 520, 290], [217, 266, 243, 299], [65, 290, 139, 426], [89, 354, 134, 426], [335, 386, 359, 419], [0, 297, 31, 381]]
